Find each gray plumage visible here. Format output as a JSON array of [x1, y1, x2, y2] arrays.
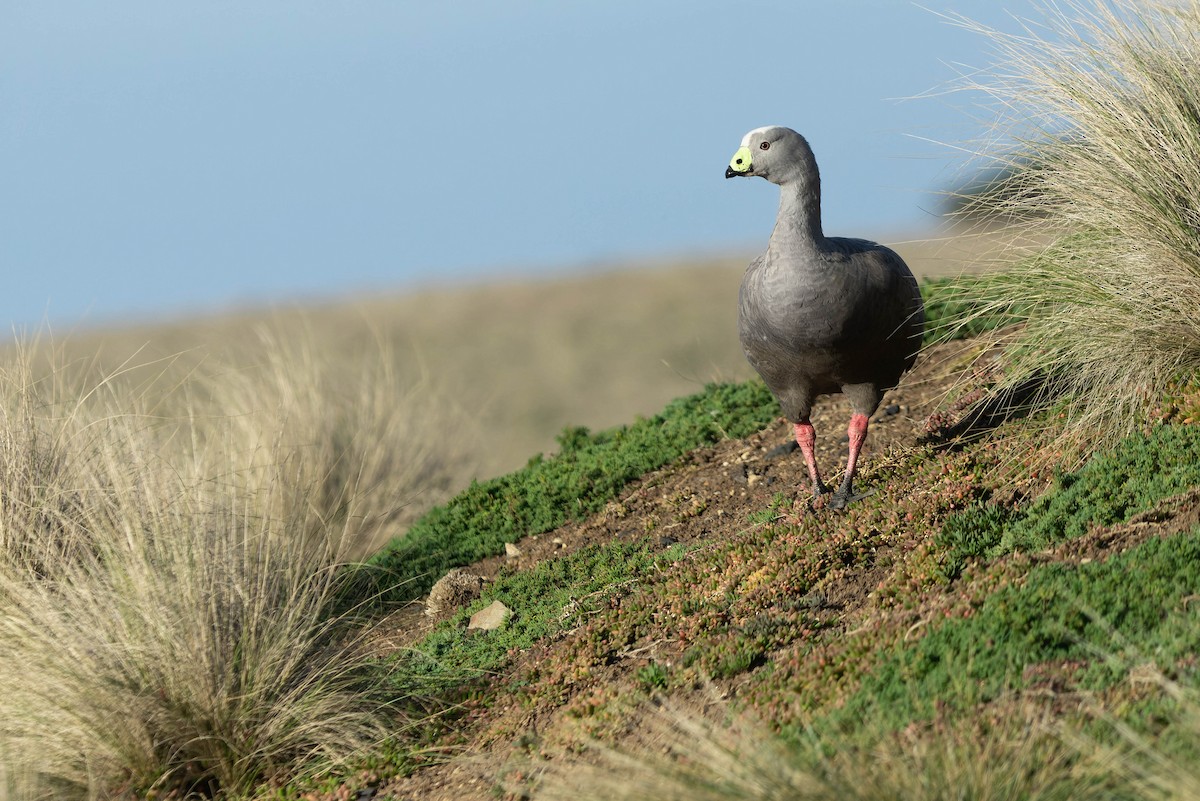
[[726, 125, 924, 508]]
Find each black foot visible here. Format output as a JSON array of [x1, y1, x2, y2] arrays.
[[829, 486, 876, 510]]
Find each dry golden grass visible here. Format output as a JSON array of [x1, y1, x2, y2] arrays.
[[532, 695, 1200, 801], [532, 702, 1091, 801], [0, 331, 470, 799], [941, 0, 1200, 460], [533, 676, 1200, 801]]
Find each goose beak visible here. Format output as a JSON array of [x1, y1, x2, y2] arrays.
[[726, 146, 753, 178]]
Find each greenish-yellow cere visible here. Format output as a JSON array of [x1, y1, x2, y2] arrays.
[[728, 146, 753, 174]]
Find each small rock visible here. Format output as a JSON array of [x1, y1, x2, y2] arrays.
[[468, 600, 511, 631], [765, 440, 799, 460], [425, 569, 488, 618], [876, 404, 901, 421], [505, 542, 522, 559], [552, 537, 565, 549], [746, 471, 763, 488]]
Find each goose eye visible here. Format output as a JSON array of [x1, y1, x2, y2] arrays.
[[759, 141, 770, 150]]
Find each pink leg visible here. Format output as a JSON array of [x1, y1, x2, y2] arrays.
[[793, 420, 829, 498], [832, 413, 869, 509]]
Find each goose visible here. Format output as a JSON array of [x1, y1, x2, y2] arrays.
[[726, 125, 924, 508]]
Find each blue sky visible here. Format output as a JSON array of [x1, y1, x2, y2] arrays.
[[0, 2, 1047, 331]]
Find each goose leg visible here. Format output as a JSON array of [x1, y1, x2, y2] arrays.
[[831, 413, 869, 509], [793, 420, 829, 500]]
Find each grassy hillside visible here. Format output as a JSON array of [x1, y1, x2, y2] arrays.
[[334, 320, 1199, 801], [2, 267, 1199, 800], [360, 347, 1200, 801]]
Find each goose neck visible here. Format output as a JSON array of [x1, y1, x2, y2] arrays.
[[770, 180, 824, 251]]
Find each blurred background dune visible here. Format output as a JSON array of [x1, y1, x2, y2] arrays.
[[37, 226, 1009, 481]]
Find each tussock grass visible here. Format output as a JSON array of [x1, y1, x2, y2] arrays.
[[188, 327, 473, 557], [919, 275, 1026, 345], [1075, 670, 1200, 801], [941, 0, 1200, 458], [534, 682, 1200, 801], [532, 703, 1089, 801], [0, 333, 467, 799]]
